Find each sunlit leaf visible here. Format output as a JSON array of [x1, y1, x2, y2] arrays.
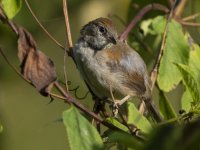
[[1, 0, 22, 19], [176, 64, 199, 103], [106, 117, 129, 132], [149, 16, 166, 34], [154, 16, 190, 92], [181, 88, 193, 112], [127, 102, 152, 133], [62, 106, 104, 150], [159, 90, 177, 120], [180, 43, 200, 110], [189, 44, 200, 89]]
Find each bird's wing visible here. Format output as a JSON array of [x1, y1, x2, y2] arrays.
[[105, 42, 147, 94]]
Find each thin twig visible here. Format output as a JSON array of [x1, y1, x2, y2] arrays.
[[182, 13, 200, 21], [178, 20, 200, 27], [62, 0, 73, 49], [62, 0, 74, 91], [118, 109, 138, 136], [0, 47, 31, 84], [167, 0, 174, 8], [54, 81, 104, 121], [150, 1, 177, 91], [119, 3, 169, 41], [24, 0, 65, 50], [0, 5, 18, 35], [173, 0, 188, 18], [49, 92, 67, 100], [63, 47, 69, 92]]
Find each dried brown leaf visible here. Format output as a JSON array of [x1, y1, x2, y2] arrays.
[[17, 26, 57, 96]]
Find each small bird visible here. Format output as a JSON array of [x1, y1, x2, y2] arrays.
[[73, 17, 162, 122]]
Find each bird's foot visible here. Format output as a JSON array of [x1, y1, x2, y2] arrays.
[[111, 95, 131, 117]]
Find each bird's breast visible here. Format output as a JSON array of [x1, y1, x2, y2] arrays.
[[73, 42, 113, 99]]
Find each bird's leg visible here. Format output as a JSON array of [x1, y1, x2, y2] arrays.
[[138, 101, 147, 115], [109, 85, 131, 116], [109, 85, 119, 117], [113, 95, 131, 106]]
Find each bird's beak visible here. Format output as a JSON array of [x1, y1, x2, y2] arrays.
[[108, 36, 117, 44]]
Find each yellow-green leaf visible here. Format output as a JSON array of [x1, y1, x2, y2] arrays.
[[151, 16, 190, 92], [127, 102, 152, 133], [1, 0, 22, 19]]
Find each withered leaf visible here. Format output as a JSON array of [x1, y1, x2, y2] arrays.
[[17, 26, 57, 96]]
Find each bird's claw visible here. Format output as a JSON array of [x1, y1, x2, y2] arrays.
[[112, 101, 121, 117]]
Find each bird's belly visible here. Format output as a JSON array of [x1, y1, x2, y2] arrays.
[[74, 48, 124, 99]]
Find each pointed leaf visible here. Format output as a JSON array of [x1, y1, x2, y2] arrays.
[[1, 0, 22, 19], [189, 44, 200, 92], [181, 88, 193, 112], [62, 106, 104, 150], [17, 26, 57, 96], [180, 41, 200, 110], [127, 102, 152, 133], [150, 16, 190, 91], [106, 117, 129, 132], [159, 90, 177, 120], [176, 64, 199, 103]]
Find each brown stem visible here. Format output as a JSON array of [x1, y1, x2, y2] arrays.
[[173, 0, 188, 19], [24, 0, 65, 50], [54, 82, 103, 121], [0, 5, 18, 35], [182, 13, 200, 21], [63, 0, 73, 49], [119, 3, 169, 41], [178, 20, 200, 27]]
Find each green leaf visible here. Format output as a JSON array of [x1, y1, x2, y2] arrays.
[[1, 0, 22, 19], [159, 90, 177, 120], [176, 64, 199, 103], [127, 102, 152, 133], [189, 44, 200, 90], [149, 16, 166, 34], [179, 43, 200, 111], [106, 117, 129, 132], [62, 106, 104, 150], [181, 88, 193, 112], [108, 131, 143, 150], [152, 16, 190, 92]]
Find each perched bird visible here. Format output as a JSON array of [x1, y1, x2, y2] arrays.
[[73, 17, 162, 122]]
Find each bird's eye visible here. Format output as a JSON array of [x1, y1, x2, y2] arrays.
[[99, 26, 106, 34]]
